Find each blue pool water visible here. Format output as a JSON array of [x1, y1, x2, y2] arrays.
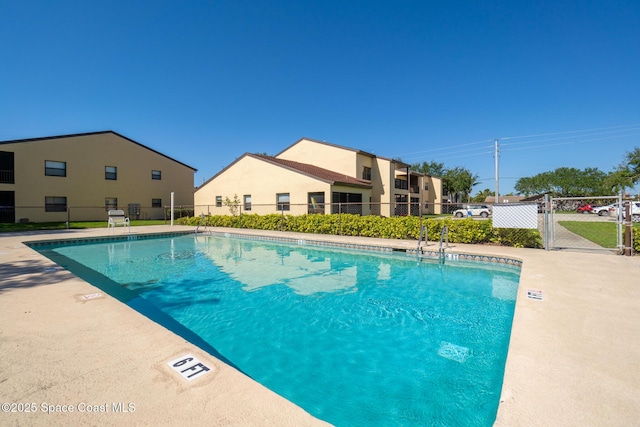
[[39, 234, 520, 426]]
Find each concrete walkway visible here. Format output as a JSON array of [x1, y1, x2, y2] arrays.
[[1, 226, 639, 426]]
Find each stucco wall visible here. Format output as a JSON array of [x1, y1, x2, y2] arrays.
[[195, 155, 334, 216], [194, 156, 375, 216], [277, 139, 359, 178], [0, 132, 195, 222]]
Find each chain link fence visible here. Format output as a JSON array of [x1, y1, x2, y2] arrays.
[[0, 205, 192, 224], [547, 195, 625, 253], [2, 198, 635, 254]]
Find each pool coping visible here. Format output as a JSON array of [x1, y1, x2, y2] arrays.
[[1, 225, 640, 426]]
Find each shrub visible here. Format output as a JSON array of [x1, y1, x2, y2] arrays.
[[179, 213, 544, 248]]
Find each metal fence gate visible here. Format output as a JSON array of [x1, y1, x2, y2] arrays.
[[547, 195, 623, 253]]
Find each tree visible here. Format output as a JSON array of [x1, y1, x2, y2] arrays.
[[611, 147, 640, 192], [471, 188, 494, 203], [624, 147, 640, 182], [411, 161, 479, 203], [411, 161, 446, 177], [224, 194, 241, 216], [514, 167, 608, 197], [443, 166, 480, 203]]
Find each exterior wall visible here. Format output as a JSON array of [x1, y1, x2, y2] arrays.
[[195, 156, 334, 216], [374, 158, 395, 216], [276, 139, 359, 178], [194, 138, 442, 219], [194, 156, 373, 216], [426, 175, 443, 214], [0, 133, 195, 222]]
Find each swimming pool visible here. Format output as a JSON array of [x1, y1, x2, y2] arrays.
[[34, 233, 520, 426]]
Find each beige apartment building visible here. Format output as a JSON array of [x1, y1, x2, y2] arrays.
[[0, 131, 196, 223], [194, 137, 442, 217]]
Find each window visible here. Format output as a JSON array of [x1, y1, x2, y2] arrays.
[[0, 151, 15, 184], [394, 194, 408, 216], [332, 192, 362, 215], [308, 192, 325, 214], [105, 197, 118, 211], [152, 198, 162, 208], [45, 196, 67, 212], [276, 193, 290, 211], [152, 170, 161, 180], [394, 179, 408, 190], [105, 166, 117, 180], [45, 161, 66, 177], [243, 195, 252, 211], [424, 183, 429, 191], [410, 196, 420, 216], [216, 196, 222, 207], [362, 167, 372, 180]]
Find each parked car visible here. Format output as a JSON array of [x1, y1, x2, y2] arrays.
[[453, 204, 491, 218], [591, 204, 615, 216], [609, 201, 640, 222], [576, 204, 594, 213]]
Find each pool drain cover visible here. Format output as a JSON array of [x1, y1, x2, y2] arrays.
[[437, 342, 469, 363]]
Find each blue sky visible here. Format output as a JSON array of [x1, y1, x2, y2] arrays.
[[2, 0, 639, 195]]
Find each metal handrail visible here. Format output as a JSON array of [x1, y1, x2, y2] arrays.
[[417, 225, 427, 253], [195, 213, 207, 234], [438, 226, 449, 254]]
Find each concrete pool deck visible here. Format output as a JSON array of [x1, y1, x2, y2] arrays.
[[0, 225, 639, 426]]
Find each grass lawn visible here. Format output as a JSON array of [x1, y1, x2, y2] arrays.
[[558, 221, 639, 248], [0, 220, 168, 233]]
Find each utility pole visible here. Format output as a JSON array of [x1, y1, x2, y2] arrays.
[[494, 139, 499, 204]]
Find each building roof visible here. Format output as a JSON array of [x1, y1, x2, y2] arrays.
[[0, 130, 197, 171], [254, 154, 372, 188], [197, 152, 372, 190], [276, 137, 411, 168]]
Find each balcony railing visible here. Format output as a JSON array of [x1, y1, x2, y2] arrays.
[[394, 179, 408, 190], [0, 169, 15, 184]]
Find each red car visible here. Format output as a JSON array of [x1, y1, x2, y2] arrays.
[[577, 204, 593, 213]]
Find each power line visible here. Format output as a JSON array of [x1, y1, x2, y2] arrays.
[[501, 132, 640, 153], [501, 127, 640, 147], [400, 123, 640, 163], [403, 144, 493, 161], [415, 150, 493, 162], [392, 138, 492, 158], [501, 140, 577, 152], [500, 123, 640, 140]]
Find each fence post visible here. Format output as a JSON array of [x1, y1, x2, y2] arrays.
[[624, 194, 633, 256], [543, 194, 549, 251]]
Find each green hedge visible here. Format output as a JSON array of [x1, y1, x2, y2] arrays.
[[635, 227, 640, 253], [180, 213, 543, 248]]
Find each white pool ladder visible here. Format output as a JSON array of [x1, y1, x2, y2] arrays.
[[438, 226, 449, 262], [417, 225, 427, 254], [195, 213, 209, 234]]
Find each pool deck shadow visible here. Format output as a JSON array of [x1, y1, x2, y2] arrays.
[[1, 225, 639, 426]]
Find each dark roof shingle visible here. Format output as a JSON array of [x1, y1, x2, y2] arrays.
[[253, 154, 371, 188]]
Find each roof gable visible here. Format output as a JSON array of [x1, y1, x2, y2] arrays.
[[0, 130, 197, 171], [275, 137, 411, 168], [254, 154, 371, 188], [275, 137, 377, 159], [196, 152, 372, 190]]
